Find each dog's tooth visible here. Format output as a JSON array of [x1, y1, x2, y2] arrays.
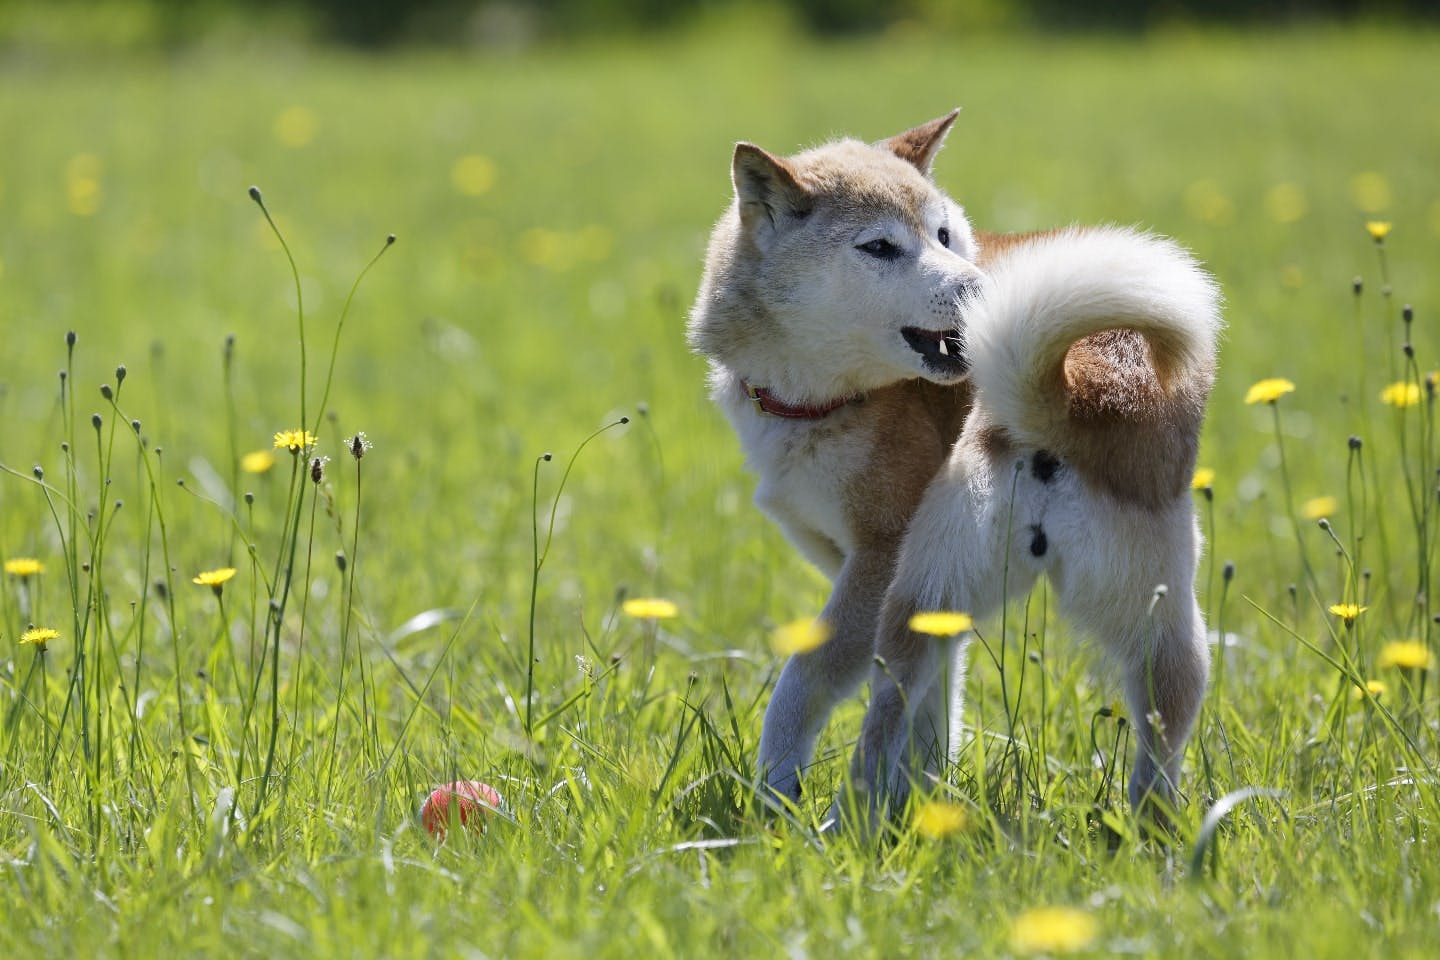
[[938, 338, 949, 356]]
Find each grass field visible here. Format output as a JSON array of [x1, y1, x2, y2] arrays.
[[3, 17, 1440, 957]]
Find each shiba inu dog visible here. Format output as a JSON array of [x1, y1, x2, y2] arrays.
[[689, 112, 982, 806], [688, 112, 1220, 826], [846, 225, 1220, 827]]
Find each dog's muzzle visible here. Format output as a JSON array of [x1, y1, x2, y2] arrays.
[[902, 326, 968, 377]]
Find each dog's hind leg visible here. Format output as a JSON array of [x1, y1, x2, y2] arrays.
[[1120, 590, 1208, 821], [757, 546, 897, 805], [1060, 505, 1210, 823]]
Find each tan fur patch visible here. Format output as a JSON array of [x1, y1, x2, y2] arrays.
[[1062, 331, 1210, 506], [846, 380, 973, 547], [975, 229, 1060, 266]]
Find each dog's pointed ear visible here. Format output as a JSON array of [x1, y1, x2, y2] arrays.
[[883, 109, 960, 176], [732, 143, 812, 245]]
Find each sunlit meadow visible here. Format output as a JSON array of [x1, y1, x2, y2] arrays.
[[3, 19, 1440, 958]]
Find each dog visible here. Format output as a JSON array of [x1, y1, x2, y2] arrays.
[[688, 113, 1220, 825], [688, 111, 985, 805], [845, 225, 1221, 828]]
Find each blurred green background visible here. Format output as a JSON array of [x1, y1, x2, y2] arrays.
[[2, 0, 1439, 640], [3, 3, 1440, 956]]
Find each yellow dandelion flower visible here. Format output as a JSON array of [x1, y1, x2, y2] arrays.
[[4, 558, 45, 577], [1365, 220, 1393, 242], [1328, 603, 1367, 624], [1264, 183, 1308, 224], [1183, 179, 1234, 226], [1301, 496, 1338, 520], [193, 568, 237, 592], [1349, 172, 1391, 213], [908, 611, 973, 637], [1009, 906, 1099, 955], [451, 154, 497, 197], [1191, 467, 1215, 491], [273, 429, 318, 453], [66, 153, 102, 217], [1245, 378, 1295, 405], [770, 617, 832, 656], [1352, 679, 1387, 701], [240, 450, 277, 474], [1380, 381, 1421, 408], [273, 106, 317, 148], [1377, 640, 1434, 672], [914, 800, 969, 839], [621, 597, 678, 620], [20, 627, 60, 651]]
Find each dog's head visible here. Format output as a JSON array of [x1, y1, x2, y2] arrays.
[[689, 111, 982, 401]]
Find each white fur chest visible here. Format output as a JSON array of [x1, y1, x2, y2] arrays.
[[713, 370, 867, 578]]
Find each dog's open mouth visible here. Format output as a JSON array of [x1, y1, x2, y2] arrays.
[[902, 326, 968, 376]]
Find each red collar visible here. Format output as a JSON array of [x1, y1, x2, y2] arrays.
[[742, 380, 862, 420]]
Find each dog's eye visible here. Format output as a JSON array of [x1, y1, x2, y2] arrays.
[[938, 227, 951, 248], [856, 238, 901, 260]]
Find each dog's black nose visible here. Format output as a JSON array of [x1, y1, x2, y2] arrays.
[[954, 277, 982, 304]]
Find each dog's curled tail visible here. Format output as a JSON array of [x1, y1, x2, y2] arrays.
[[967, 225, 1222, 458]]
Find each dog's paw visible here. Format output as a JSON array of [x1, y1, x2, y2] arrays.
[[824, 780, 895, 841], [753, 769, 806, 819]]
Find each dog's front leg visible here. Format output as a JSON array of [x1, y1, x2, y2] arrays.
[[838, 456, 1034, 832], [839, 589, 956, 830], [757, 547, 896, 806]]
